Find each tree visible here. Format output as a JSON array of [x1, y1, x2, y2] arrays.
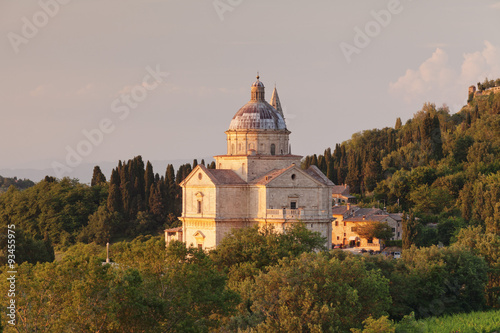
[[235, 252, 391, 332], [402, 211, 419, 250], [107, 169, 122, 214], [355, 222, 393, 243], [144, 161, 154, 209], [454, 226, 500, 307], [210, 223, 326, 284], [90, 166, 106, 186], [395, 117, 402, 130]]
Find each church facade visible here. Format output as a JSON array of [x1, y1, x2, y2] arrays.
[[178, 76, 334, 249]]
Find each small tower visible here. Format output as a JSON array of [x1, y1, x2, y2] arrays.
[[270, 84, 285, 119]]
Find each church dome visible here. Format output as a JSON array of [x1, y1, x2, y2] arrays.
[[229, 76, 286, 131]]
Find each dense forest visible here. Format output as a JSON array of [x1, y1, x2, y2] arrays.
[[303, 84, 500, 248], [0, 81, 499, 332]]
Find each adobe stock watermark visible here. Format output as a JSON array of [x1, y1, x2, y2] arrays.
[[213, 0, 243, 21], [7, 0, 72, 54], [339, 0, 411, 64], [51, 65, 169, 178]]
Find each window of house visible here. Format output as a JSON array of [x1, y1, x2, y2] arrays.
[[271, 144, 276, 155], [344, 233, 346, 237], [392, 228, 396, 232], [335, 221, 338, 227], [290, 201, 297, 209], [367, 238, 373, 244], [198, 244, 203, 249], [197, 201, 202, 214], [344, 222, 347, 227], [198, 173, 202, 180], [337, 236, 340, 240], [310, 224, 313, 228], [398, 232, 400, 237]]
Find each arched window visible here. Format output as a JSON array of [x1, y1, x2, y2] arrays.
[[271, 144, 276, 155]]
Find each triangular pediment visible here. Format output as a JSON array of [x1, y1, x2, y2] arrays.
[[255, 164, 329, 188]]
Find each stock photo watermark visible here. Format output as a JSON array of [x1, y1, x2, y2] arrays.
[[6, 225, 17, 326], [51, 65, 169, 178], [213, 0, 244, 21], [7, 0, 72, 54], [340, 0, 411, 64]]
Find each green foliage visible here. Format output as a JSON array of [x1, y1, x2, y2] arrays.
[[412, 309, 500, 333], [0, 239, 239, 332], [454, 226, 500, 307], [355, 221, 393, 242], [237, 252, 391, 333], [0, 226, 54, 265], [210, 224, 326, 282], [402, 212, 419, 250], [351, 316, 396, 333], [91, 165, 106, 186], [0, 178, 108, 246], [401, 246, 488, 318]]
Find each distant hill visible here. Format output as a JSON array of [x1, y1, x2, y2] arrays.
[[0, 175, 34, 193]]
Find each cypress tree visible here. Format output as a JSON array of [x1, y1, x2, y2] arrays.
[[145, 161, 154, 209], [91, 166, 106, 186], [107, 169, 122, 213], [395, 117, 402, 130], [402, 211, 419, 250]]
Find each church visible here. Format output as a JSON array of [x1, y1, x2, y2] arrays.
[[177, 76, 334, 249]]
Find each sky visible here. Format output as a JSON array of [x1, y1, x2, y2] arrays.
[[1, 0, 500, 182]]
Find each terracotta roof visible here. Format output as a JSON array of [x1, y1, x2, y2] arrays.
[[332, 185, 350, 195], [332, 206, 349, 215], [205, 169, 247, 185], [304, 165, 335, 186]]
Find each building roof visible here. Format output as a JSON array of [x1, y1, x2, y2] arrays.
[[205, 169, 247, 185], [229, 76, 286, 131], [332, 184, 350, 196], [229, 101, 286, 130], [304, 165, 335, 186], [332, 206, 350, 216], [389, 213, 403, 221]]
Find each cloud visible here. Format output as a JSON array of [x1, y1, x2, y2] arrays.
[[76, 84, 95, 96], [490, 2, 500, 9], [29, 85, 52, 97], [389, 41, 500, 107]]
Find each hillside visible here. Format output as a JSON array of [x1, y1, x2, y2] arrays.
[[303, 80, 500, 246]]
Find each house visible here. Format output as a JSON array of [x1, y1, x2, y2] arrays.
[[332, 203, 403, 251], [332, 184, 356, 205]]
